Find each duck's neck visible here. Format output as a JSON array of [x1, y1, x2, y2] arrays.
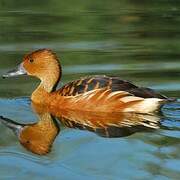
[[34, 113, 58, 132], [31, 71, 61, 104]]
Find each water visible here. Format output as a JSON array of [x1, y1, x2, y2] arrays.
[[0, 0, 179, 179]]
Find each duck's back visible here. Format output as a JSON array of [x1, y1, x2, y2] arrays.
[[57, 75, 167, 99]]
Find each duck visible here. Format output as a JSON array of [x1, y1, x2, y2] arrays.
[[3, 49, 173, 114], [0, 112, 59, 155]]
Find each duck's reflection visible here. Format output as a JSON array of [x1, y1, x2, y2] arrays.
[[0, 112, 59, 155], [0, 102, 161, 155], [58, 111, 160, 138]]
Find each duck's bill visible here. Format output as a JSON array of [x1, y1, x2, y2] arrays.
[[2, 63, 27, 78]]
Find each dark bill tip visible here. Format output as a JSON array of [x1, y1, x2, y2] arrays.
[[2, 63, 27, 78]]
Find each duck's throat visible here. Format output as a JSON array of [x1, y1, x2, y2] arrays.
[[31, 84, 49, 104], [31, 66, 61, 103], [31, 77, 59, 104]]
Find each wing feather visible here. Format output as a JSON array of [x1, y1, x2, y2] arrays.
[[57, 75, 167, 100], [62, 88, 165, 113]]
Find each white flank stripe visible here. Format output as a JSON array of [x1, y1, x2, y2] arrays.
[[106, 91, 129, 100], [124, 98, 164, 113], [120, 96, 143, 103], [96, 89, 110, 101]]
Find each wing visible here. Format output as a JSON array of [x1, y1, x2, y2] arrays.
[[57, 75, 167, 99]]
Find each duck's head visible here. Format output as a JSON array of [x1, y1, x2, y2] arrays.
[[3, 49, 61, 91], [0, 115, 59, 155]]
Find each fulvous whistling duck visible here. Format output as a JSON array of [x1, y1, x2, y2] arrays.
[[3, 49, 174, 114], [0, 113, 59, 155]]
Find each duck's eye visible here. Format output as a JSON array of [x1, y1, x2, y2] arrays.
[[26, 140, 30, 144], [29, 58, 34, 63]]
